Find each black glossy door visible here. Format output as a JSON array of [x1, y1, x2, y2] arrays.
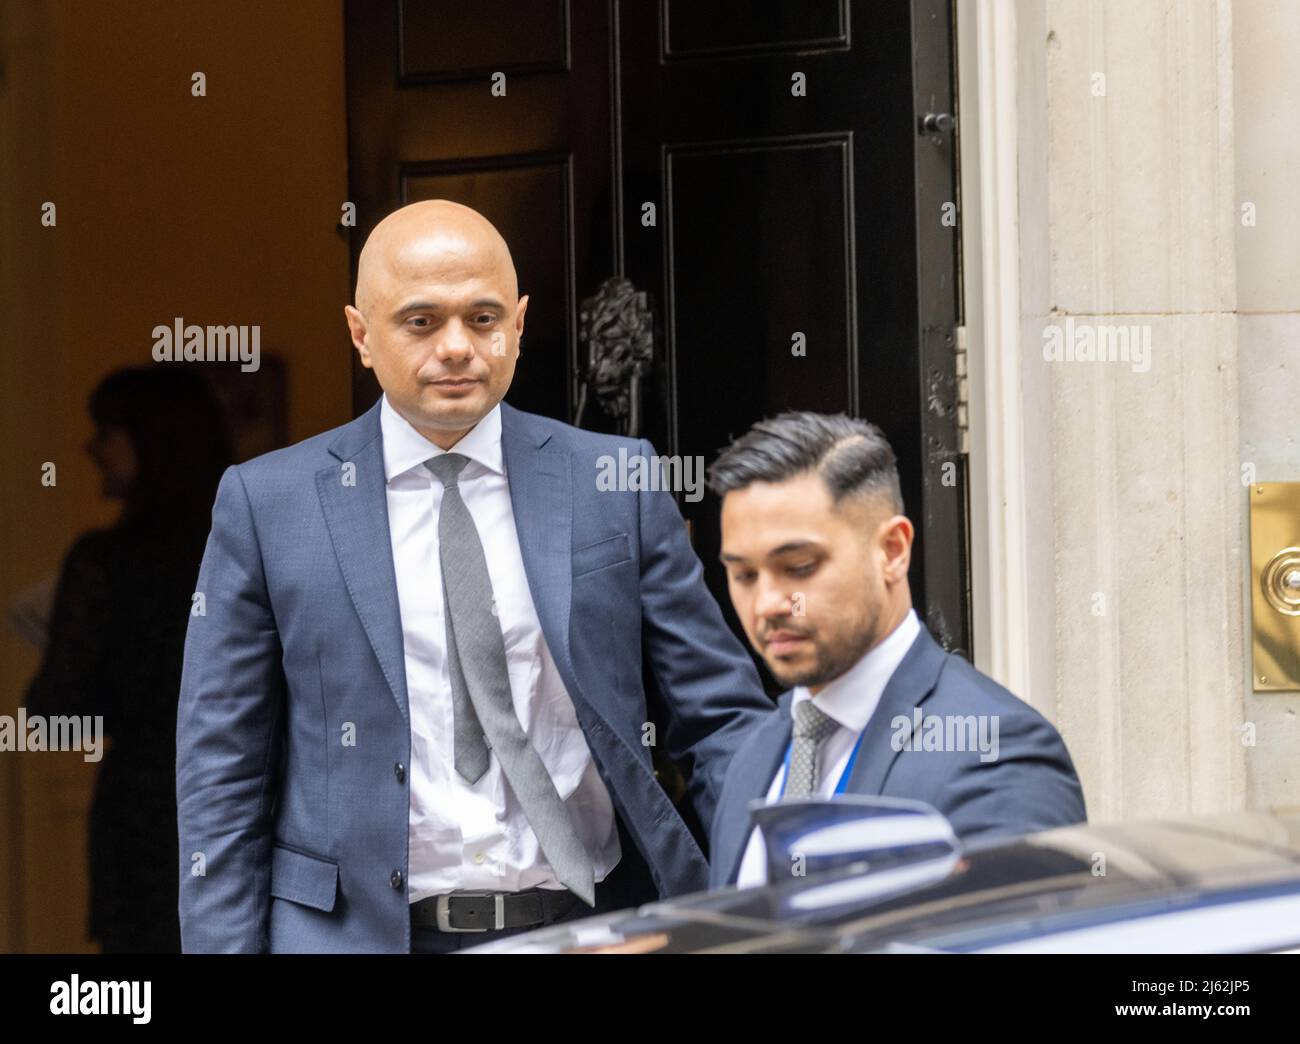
[[345, 0, 969, 661]]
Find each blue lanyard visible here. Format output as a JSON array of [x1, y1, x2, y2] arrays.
[[778, 720, 867, 798]]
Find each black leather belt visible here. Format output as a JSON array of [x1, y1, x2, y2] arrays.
[[410, 888, 581, 933]]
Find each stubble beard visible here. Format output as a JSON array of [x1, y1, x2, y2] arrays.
[[769, 599, 883, 691]]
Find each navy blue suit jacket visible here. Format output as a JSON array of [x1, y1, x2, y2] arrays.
[[709, 625, 1087, 888], [176, 398, 772, 952]]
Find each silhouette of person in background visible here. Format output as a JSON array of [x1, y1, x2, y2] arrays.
[[26, 365, 232, 953]]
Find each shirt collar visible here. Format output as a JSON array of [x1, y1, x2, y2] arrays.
[[790, 608, 922, 731], [379, 392, 503, 483]]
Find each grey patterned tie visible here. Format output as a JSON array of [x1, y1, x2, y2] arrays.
[[426, 452, 596, 905], [785, 700, 841, 798]]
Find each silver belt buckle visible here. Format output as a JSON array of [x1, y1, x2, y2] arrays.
[[435, 890, 505, 932]]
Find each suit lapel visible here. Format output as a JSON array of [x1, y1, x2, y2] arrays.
[[716, 692, 793, 885], [498, 403, 582, 697], [843, 624, 949, 795], [315, 398, 410, 723], [716, 625, 948, 884]]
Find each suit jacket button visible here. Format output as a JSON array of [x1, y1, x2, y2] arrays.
[[394, 762, 405, 783], [391, 869, 404, 890]]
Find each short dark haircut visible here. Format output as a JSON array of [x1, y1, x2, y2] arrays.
[[707, 411, 904, 513]]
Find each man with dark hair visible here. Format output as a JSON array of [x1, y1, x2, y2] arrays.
[[706, 411, 1086, 889]]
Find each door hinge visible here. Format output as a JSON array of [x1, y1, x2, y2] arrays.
[[954, 324, 969, 455]]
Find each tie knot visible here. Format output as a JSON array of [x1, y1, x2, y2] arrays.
[[425, 452, 469, 487], [793, 699, 840, 743]]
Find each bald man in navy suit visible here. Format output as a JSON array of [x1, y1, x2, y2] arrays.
[[177, 201, 773, 952]]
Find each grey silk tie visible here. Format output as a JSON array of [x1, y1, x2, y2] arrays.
[[785, 700, 841, 798], [425, 452, 597, 906]]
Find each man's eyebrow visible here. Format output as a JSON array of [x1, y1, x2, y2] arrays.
[[768, 540, 820, 556], [391, 298, 506, 320], [719, 541, 819, 565], [392, 301, 441, 319]]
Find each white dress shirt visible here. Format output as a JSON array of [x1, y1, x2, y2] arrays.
[[380, 393, 620, 901], [735, 608, 921, 888]]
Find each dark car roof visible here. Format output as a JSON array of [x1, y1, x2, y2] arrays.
[[465, 811, 1300, 953]]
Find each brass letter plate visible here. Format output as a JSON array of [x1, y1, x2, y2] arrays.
[[1250, 482, 1300, 691]]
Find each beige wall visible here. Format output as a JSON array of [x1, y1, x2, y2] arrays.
[[0, 0, 351, 951], [967, 0, 1300, 826], [1234, 0, 1300, 813], [1038, 0, 1244, 825]]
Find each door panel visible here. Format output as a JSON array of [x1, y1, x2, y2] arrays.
[[618, 0, 968, 658], [345, 0, 613, 422]]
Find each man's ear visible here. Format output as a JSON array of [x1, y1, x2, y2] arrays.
[[879, 514, 914, 583], [514, 294, 529, 348], [343, 305, 372, 368]]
